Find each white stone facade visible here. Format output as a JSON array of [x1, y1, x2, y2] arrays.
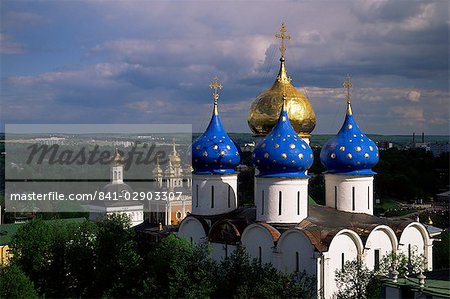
[[179, 215, 434, 299], [192, 174, 238, 216], [255, 177, 308, 223], [325, 173, 374, 214]]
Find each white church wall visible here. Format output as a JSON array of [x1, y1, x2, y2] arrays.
[[241, 224, 277, 265], [324, 229, 363, 299], [210, 242, 237, 261], [277, 229, 317, 275], [178, 216, 207, 245], [363, 225, 398, 270], [192, 174, 238, 215], [325, 174, 373, 214], [255, 177, 308, 223], [399, 223, 432, 271]]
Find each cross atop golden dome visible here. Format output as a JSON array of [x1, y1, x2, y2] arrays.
[[275, 21, 291, 60], [247, 22, 316, 138], [209, 76, 223, 115], [343, 74, 353, 115]]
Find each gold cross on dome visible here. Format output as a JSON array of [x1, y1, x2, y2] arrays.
[[209, 76, 223, 114], [275, 22, 291, 59], [209, 76, 222, 101], [343, 74, 352, 103], [343, 74, 353, 115]]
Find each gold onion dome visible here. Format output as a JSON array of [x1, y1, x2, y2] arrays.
[[247, 22, 316, 137], [113, 148, 123, 165]]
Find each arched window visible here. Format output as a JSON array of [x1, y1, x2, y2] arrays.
[[341, 253, 345, 271], [334, 186, 338, 209], [295, 251, 299, 272], [278, 191, 282, 215], [196, 185, 199, 207], [367, 186, 370, 209], [211, 185, 215, 208], [261, 190, 265, 215], [374, 249, 380, 271], [227, 185, 231, 208], [352, 187, 356, 211], [297, 191, 300, 215]]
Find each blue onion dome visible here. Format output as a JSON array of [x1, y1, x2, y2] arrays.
[[320, 75, 379, 175], [252, 96, 313, 178], [192, 78, 241, 174]]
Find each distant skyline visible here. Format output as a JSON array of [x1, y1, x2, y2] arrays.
[[1, 0, 449, 135]]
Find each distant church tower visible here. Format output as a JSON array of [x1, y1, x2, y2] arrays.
[[252, 96, 314, 223], [191, 77, 241, 216], [111, 148, 124, 184], [320, 75, 379, 214]]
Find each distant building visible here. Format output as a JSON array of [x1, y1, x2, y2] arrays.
[[377, 141, 394, 150], [148, 141, 192, 226], [34, 136, 66, 145], [414, 142, 430, 151], [113, 140, 135, 147], [0, 223, 19, 265], [87, 149, 144, 227]]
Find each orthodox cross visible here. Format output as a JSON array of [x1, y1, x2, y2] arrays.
[[209, 76, 223, 114], [209, 76, 223, 100], [275, 22, 291, 59], [343, 74, 353, 115]]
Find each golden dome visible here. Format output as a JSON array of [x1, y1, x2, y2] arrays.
[[113, 148, 123, 165], [248, 58, 316, 137], [169, 139, 181, 167], [247, 22, 316, 137]]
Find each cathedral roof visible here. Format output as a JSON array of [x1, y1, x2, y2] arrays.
[[253, 96, 313, 178], [320, 75, 379, 175], [187, 203, 417, 252], [192, 78, 241, 175]]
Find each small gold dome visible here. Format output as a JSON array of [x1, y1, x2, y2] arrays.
[[113, 148, 123, 165], [247, 58, 316, 137]]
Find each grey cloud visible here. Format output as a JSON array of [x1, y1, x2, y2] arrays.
[[0, 33, 25, 54]]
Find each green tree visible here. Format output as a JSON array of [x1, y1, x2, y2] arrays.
[[377, 250, 426, 277], [0, 264, 38, 299], [146, 235, 215, 298], [10, 218, 82, 297], [64, 220, 97, 297], [92, 213, 143, 297], [215, 247, 316, 298], [335, 260, 373, 299]]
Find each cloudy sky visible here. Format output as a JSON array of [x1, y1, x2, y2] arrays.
[[1, 0, 449, 135]]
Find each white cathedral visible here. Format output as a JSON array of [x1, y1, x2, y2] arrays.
[[178, 23, 435, 298]]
